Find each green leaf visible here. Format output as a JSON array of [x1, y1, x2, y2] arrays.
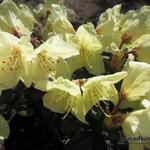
[[0, 115, 10, 139], [66, 132, 93, 150]]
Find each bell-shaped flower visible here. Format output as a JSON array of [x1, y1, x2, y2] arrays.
[[120, 6, 150, 49], [19, 4, 36, 31], [133, 39, 150, 64], [43, 77, 80, 114], [0, 32, 21, 89], [96, 5, 122, 51], [20, 55, 52, 91], [20, 36, 79, 91], [0, 31, 43, 90], [34, 35, 79, 80], [96, 5, 150, 53], [33, 0, 64, 19], [14, 34, 79, 91], [43, 71, 127, 123], [121, 109, 150, 150], [122, 6, 150, 51], [0, 0, 36, 37], [120, 61, 150, 101], [18, 36, 49, 89], [42, 4, 75, 40], [66, 23, 105, 75]]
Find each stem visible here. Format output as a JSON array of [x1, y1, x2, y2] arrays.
[[79, 85, 83, 96], [111, 98, 124, 115], [99, 104, 111, 118], [119, 41, 124, 49]]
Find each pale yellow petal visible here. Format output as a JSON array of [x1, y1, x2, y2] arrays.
[[0, 32, 20, 89], [121, 61, 150, 101]]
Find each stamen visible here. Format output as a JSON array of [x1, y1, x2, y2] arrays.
[[10, 45, 21, 57], [63, 97, 75, 119], [119, 33, 132, 49], [55, 92, 68, 103]]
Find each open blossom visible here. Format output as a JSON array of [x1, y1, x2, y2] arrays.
[[96, 5, 150, 53], [43, 71, 127, 123], [35, 35, 79, 78], [0, 1, 150, 147], [42, 4, 75, 40], [120, 61, 150, 102], [0, 31, 48, 90], [0, 31, 81, 91], [0, 32, 43, 90], [0, 32, 22, 89], [21, 34, 80, 91], [66, 23, 105, 75], [133, 39, 150, 64], [0, 0, 36, 37], [120, 6, 150, 49], [121, 109, 150, 150], [96, 5, 122, 52]]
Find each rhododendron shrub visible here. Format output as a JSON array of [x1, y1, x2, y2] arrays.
[[0, 1, 150, 150]]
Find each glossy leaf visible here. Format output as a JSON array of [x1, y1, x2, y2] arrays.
[[0, 115, 10, 139]]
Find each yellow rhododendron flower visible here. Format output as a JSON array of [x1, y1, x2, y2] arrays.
[[135, 39, 150, 64], [66, 23, 105, 75], [120, 61, 150, 101], [96, 5, 122, 51], [0, 32, 45, 90], [0, 33, 80, 91], [96, 5, 150, 53], [19, 4, 36, 31], [20, 35, 80, 90], [0, 32, 21, 89], [120, 6, 150, 49], [43, 71, 127, 123], [0, 0, 36, 37], [42, 4, 75, 40], [35, 35, 79, 79], [18, 36, 49, 89], [122, 109, 150, 150], [33, 0, 64, 19]]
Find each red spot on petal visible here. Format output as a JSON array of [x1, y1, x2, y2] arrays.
[[12, 27, 22, 38], [71, 79, 87, 85]]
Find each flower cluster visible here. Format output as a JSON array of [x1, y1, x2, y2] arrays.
[[0, 1, 150, 149]]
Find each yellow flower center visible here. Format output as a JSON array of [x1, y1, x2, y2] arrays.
[[10, 45, 21, 57], [38, 50, 59, 72], [1, 45, 21, 73]]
